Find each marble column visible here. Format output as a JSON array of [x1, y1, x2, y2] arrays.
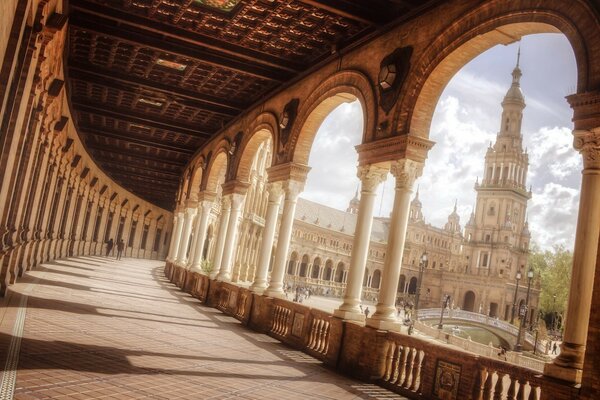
[[250, 182, 283, 293], [217, 193, 245, 282], [167, 212, 184, 261], [189, 199, 213, 272], [176, 207, 197, 264], [545, 129, 600, 383], [265, 180, 304, 297], [210, 196, 232, 278], [333, 164, 388, 321], [367, 160, 423, 330]]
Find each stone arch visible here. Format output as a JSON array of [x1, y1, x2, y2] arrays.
[[408, 277, 418, 295], [299, 254, 309, 277], [287, 251, 299, 274], [324, 259, 333, 281], [287, 70, 377, 165], [334, 261, 345, 283], [398, 274, 406, 293], [187, 157, 205, 202], [371, 269, 382, 289], [204, 149, 228, 194], [311, 257, 321, 279], [363, 268, 370, 287], [233, 113, 278, 182], [464, 290, 476, 312], [393, 1, 596, 138]]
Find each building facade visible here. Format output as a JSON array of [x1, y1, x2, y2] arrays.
[[280, 59, 540, 324]]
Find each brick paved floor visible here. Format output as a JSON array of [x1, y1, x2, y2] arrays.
[[0, 257, 408, 399]]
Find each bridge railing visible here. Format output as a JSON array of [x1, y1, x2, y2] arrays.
[[418, 308, 545, 354]]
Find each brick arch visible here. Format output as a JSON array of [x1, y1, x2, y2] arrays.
[[203, 149, 228, 194], [186, 157, 206, 202], [288, 70, 377, 165], [233, 113, 277, 183], [393, 1, 596, 139]]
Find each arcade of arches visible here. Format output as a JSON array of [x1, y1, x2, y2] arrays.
[[1, 0, 600, 398]]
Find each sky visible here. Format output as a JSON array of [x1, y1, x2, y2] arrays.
[[300, 33, 580, 251]]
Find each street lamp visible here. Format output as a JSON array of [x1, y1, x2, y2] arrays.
[[437, 295, 451, 329], [510, 269, 522, 324], [414, 252, 428, 320], [515, 268, 534, 352]]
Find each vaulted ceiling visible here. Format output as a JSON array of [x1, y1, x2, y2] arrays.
[[66, 0, 437, 210]]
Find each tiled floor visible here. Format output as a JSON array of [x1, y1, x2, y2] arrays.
[[0, 257, 407, 399]]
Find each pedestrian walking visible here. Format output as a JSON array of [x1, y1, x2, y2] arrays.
[[116, 239, 124, 260], [364, 307, 370, 318], [552, 342, 558, 355]]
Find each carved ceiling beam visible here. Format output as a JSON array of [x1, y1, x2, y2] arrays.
[[80, 126, 195, 154], [69, 0, 303, 74], [72, 101, 211, 139], [69, 15, 292, 82], [68, 63, 242, 116], [85, 143, 187, 167], [297, 0, 389, 24], [102, 168, 179, 184], [94, 159, 183, 178]]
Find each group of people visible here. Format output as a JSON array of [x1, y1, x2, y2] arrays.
[[284, 284, 313, 303], [105, 238, 125, 260]]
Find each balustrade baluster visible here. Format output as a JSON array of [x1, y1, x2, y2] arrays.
[[402, 348, 415, 389], [483, 369, 494, 400], [472, 369, 485, 400], [409, 350, 421, 391], [516, 379, 526, 400], [384, 342, 395, 382], [308, 320, 317, 349], [506, 376, 517, 400], [390, 344, 402, 385], [528, 383, 539, 400], [493, 372, 504, 400], [319, 322, 329, 353], [315, 320, 324, 351], [398, 346, 409, 386]]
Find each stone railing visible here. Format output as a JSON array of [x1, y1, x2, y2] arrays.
[[165, 263, 580, 400]]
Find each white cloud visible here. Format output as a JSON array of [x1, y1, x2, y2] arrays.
[[301, 33, 580, 251]]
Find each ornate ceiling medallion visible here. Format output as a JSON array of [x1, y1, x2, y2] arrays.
[[194, 0, 241, 12]]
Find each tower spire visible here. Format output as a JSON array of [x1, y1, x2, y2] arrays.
[[516, 43, 521, 68]]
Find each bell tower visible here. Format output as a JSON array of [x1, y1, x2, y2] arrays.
[[463, 48, 532, 279]]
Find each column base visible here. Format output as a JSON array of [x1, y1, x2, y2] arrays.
[[263, 289, 285, 299], [333, 309, 366, 323], [249, 282, 267, 294], [189, 265, 203, 274], [366, 317, 403, 332], [544, 362, 582, 384]]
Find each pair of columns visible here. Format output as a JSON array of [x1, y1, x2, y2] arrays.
[[331, 160, 423, 330]]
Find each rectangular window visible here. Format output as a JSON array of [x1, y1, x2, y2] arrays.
[[141, 224, 149, 250], [116, 216, 125, 240], [93, 207, 104, 242], [153, 228, 162, 252], [104, 211, 114, 242], [81, 201, 93, 240], [128, 220, 138, 247]]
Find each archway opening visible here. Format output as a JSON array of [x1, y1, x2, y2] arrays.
[[464, 291, 476, 312]]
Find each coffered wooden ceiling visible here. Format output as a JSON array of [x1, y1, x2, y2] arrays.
[[66, 0, 438, 209]]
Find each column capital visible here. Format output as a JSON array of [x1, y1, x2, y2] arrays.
[[267, 162, 311, 184], [222, 180, 249, 196], [357, 163, 389, 192], [184, 207, 197, 217], [283, 179, 304, 200], [266, 181, 284, 203], [390, 159, 424, 190], [197, 191, 217, 203], [573, 128, 600, 169]]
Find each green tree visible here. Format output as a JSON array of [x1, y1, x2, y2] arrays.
[[529, 244, 572, 331]]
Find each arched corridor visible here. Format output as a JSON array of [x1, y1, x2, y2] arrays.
[[0, 257, 406, 399]]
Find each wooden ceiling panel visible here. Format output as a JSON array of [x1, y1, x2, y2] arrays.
[[66, 0, 440, 209]]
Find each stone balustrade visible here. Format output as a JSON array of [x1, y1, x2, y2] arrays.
[[165, 262, 580, 399]]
